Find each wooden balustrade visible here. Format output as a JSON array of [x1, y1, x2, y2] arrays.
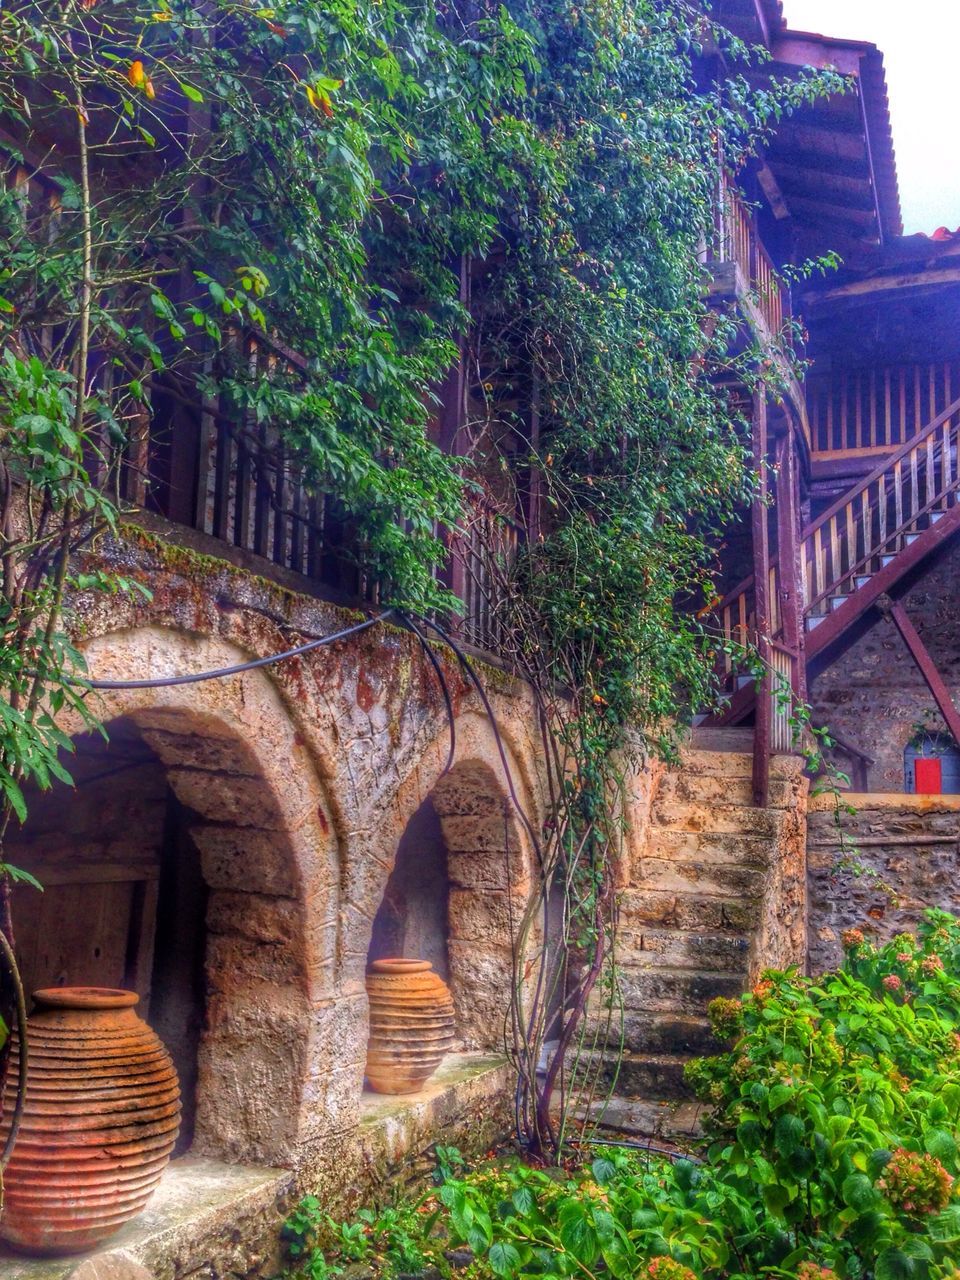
[[803, 393, 960, 618], [709, 174, 789, 344], [808, 361, 960, 459], [717, 560, 781, 675], [769, 642, 795, 754], [720, 392, 960, 648], [453, 501, 522, 654]]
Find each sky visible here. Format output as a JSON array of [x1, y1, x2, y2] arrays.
[[782, 1, 960, 235]]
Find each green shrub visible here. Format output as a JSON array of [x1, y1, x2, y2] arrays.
[[284, 911, 960, 1280]]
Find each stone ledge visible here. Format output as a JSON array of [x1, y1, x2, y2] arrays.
[[0, 1158, 293, 1280], [809, 791, 960, 813]]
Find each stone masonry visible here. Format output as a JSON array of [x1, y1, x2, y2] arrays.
[[808, 791, 960, 972]]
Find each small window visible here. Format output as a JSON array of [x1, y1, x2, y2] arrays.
[[905, 733, 960, 795]]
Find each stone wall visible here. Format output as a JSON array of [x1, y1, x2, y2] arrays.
[[4, 512, 624, 1277], [809, 535, 960, 791], [807, 791, 960, 972]]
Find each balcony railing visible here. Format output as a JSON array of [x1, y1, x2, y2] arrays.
[[707, 174, 790, 346], [808, 360, 960, 460]]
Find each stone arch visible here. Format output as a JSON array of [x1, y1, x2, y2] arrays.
[[43, 625, 342, 1166], [362, 708, 541, 1058]]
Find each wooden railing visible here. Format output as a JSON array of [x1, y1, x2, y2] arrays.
[[452, 501, 523, 653], [717, 391, 960, 646], [808, 361, 960, 459], [803, 392, 960, 617], [708, 174, 790, 343]]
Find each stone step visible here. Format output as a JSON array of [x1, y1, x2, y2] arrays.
[[678, 747, 803, 781], [688, 726, 754, 752], [585, 1095, 705, 1142], [651, 800, 785, 838], [586, 1005, 721, 1056], [655, 772, 793, 810], [580, 1050, 693, 1100], [617, 925, 752, 972], [619, 887, 761, 935], [633, 855, 765, 898], [618, 966, 746, 1016], [648, 826, 774, 867]]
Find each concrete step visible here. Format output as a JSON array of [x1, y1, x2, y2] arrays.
[[931, 510, 946, 524], [619, 887, 762, 934], [830, 594, 850, 611], [618, 966, 746, 1016], [881, 553, 896, 567], [580, 1050, 693, 1100], [617, 925, 752, 973], [905, 531, 921, 546], [651, 800, 785, 837], [655, 772, 794, 810], [855, 575, 872, 589], [632, 855, 764, 898]]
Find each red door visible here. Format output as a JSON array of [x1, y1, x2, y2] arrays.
[[915, 757, 943, 795]]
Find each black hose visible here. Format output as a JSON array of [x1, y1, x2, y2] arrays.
[[66, 609, 396, 690]]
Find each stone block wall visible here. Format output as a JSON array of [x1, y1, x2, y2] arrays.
[[807, 792, 960, 972]]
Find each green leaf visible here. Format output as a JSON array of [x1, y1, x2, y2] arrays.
[[841, 1173, 876, 1212], [591, 1157, 616, 1185], [924, 1128, 958, 1167], [179, 82, 204, 103], [774, 1113, 805, 1155], [488, 1243, 520, 1278], [929, 1204, 960, 1243], [874, 1249, 915, 1280]]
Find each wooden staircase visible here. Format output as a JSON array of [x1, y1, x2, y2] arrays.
[[716, 392, 960, 723]]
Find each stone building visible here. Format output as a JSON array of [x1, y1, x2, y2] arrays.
[[2, 3, 960, 1278]]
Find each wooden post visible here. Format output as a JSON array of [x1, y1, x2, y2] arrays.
[[776, 427, 807, 706], [752, 391, 771, 807], [439, 254, 470, 634]]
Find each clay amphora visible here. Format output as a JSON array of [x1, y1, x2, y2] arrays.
[[365, 959, 455, 1094], [0, 987, 181, 1256]]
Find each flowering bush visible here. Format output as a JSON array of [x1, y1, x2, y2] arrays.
[[286, 912, 960, 1280], [686, 908, 960, 1278], [877, 1147, 954, 1216]]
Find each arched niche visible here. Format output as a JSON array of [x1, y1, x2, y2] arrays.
[[9, 626, 343, 1167], [367, 755, 536, 1057]]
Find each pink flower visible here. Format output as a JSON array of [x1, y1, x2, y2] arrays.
[[882, 974, 903, 992]]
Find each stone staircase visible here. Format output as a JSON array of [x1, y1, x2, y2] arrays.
[[585, 728, 806, 1142]]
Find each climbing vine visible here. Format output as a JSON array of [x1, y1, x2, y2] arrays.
[[0, 0, 844, 1157]]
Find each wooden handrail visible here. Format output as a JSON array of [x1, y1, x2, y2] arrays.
[[803, 391, 960, 541], [720, 389, 960, 621]]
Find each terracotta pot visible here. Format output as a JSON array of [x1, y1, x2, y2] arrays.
[[365, 959, 455, 1094], [0, 987, 181, 1256]]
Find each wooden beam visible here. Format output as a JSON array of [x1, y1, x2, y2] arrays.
[[786, 195, 878, 229], [880, 597, 960, 748], [776, 433, 807, 703], [804, 267, 960, 308], [757, 162, 790, 221], [769, 123, 868, 164], [769, 34, 867, 76]]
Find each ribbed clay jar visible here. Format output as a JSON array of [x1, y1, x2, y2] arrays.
[[365, 959, 455, 1094], [0, 987, 181, 1256]]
